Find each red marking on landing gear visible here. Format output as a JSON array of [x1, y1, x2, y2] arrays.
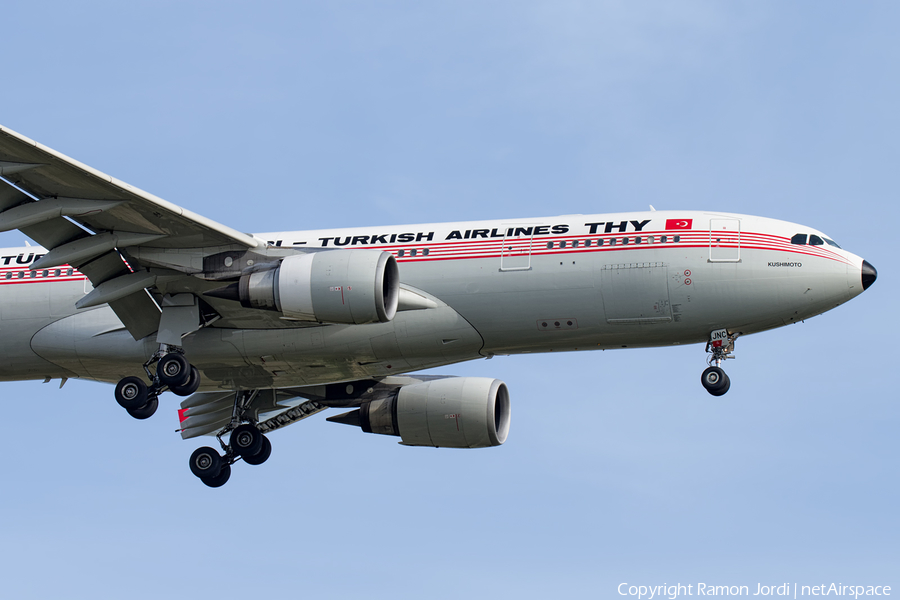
[[178, 408, 188, 423]]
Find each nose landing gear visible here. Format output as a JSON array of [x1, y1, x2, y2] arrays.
[[701, 329, 740, 396], [187, 391, 272, 488], [113, 345, 202, 420]]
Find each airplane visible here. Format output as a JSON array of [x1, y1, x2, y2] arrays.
[[0, 124, 877, 487]]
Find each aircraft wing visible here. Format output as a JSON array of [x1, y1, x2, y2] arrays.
[[0, 124, 261, 339]]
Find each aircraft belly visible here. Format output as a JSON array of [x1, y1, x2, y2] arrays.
[[0, 281, 80, 380], [15, 241, 859, 386], [31, 305, 154, 381], [212, 304, 484, 388], [30, 299, 484, 388], [398, 246, 858, 354]]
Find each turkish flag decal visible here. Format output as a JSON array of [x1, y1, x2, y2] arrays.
[[665, 219, 693, 229]]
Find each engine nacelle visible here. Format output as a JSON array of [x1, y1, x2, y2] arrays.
[[236, 250, 399, 324], [351, 377, 511, 448]]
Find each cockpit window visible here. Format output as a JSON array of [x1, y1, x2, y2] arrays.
[[791, 232, 842, 248]]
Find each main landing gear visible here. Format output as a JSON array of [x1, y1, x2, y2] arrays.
[[113, 345, 201, 419], [701, 329, 740, 396], [188, 391, 272, 488]]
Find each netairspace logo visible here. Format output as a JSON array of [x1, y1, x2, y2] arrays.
[[617, 582, 891, 599]]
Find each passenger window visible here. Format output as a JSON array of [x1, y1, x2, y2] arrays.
[[560, 241, 567, 249], [67, 269, 74, 276], [808, 235, 824, 246], [660, 235, 667, 243], [673, 235, 680, 243], [621, 237, 629, 245], [571, 240, 579, 248], [17, 271, 24, 279], [410, 249, 417, 257], [634, 237, 642, 245], [546, 242, 554, 249], [596, 239, 603, 247], [42, 270, 49, 277], [647, 236, 654, 244], [397, 250, 405, 257], [4, 272, 10, 280], [30, 271, 37, 278], [54, 269, 61, 276], [791, 233, 808, 245], [609, 238, 616, 246], [423, 248, 430, 256]]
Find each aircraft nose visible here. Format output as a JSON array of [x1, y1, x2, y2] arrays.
[[861, 260, 877, 291]]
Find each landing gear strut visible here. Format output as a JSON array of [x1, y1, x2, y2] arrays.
[[701, 329, 740, 396], [113, 345, 202, 420], [187, 390, 272, 488]]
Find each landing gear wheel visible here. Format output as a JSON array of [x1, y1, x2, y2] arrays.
[[169, 366, 201, 397], [115, 376, 149, 410], [158, 353, 191, 387], [126, 396, 159, 420], [243, 435, 272, 466], [189, 446, 223, 479], [230, 424, 264, 457], [200, 464, 231, 488], [701, 366, 731, 396]]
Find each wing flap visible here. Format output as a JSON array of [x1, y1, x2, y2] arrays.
[[108, 292, 161, 341]]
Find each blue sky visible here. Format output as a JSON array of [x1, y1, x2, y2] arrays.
[[0, 2, 896, 598]]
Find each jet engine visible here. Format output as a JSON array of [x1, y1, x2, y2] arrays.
[[328, 377, 511, 448], [209, 250, 399, 324]]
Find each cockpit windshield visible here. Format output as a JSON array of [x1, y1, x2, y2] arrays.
[[791, 233, 841, 249]]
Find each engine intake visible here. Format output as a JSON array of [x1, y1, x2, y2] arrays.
[[329, 377, 511, 449], [213, 250, 399, 324]]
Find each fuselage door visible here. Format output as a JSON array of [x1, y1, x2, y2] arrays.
[[500, 224, 535, 271], [709, 218, 741, 262]]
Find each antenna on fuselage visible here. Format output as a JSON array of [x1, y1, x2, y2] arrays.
[[649, 205, 657, 211]]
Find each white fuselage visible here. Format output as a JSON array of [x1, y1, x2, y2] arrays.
[[0, 210, 869, 389]]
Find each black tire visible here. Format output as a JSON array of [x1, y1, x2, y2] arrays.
[[243, 435, 272, 466], [115, 376, 149, 410], [158, 353, 191, 387], [170, 366, 201, 397], [201, 463, 231, 488], [701, 366, 730, 396], [709, 372, 731, 396], [126, 396, 159, 420], [230, 424, 264, 457], [189, 446, 222, 479]]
